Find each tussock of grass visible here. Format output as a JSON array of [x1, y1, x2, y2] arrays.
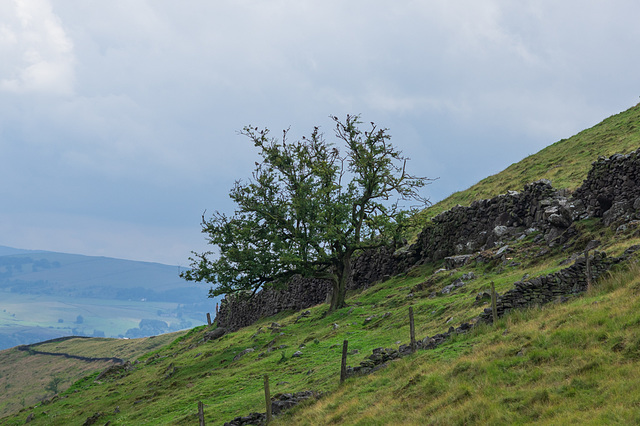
[[278, 264, 640, 425]]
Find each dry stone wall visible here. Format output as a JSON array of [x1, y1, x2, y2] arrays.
[[350, 246, 399, 290], [217, 148, 640, 332], [478, 248, 637, 323], [408, 180, 574, 264], [574, 148, 640, 225], [216, 276, 331, 331], [223, 391, 320, 426]]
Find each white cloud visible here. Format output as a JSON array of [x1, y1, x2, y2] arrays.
[[0, 0, 74, 95]]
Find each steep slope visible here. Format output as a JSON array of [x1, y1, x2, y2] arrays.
[[421, 103, 640, 220], [0, 332, 186, 419], [282, 265, 640, 425], [3, 224, 640, 424], [1, 103, 640, 425]]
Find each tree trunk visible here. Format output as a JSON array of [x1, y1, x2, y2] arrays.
[[329, 252, 352, 311]]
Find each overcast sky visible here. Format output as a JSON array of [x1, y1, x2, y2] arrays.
[[1, 0, 639, 265]]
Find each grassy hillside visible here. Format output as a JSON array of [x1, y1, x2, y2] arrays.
[[1, 221, 639, 424], [0, 332, 186, 419], [285, 266, 640, 424], [1, 103, 639, 425], [421, 103, 640, 220]]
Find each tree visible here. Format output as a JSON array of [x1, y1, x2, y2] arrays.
[[45, 376, 63, 394], [182, 115, 431, 311]]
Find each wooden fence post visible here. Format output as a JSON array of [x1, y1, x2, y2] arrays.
[[264, 374, 272, 424], [491, 281, 498, 325], [198, 401, 205, 426], [206, 313, 212, 326], [585, 249, 593, 292], [340, 340, 349, 384], [409, 306, 416, 354]]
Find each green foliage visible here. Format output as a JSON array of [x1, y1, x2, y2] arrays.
[[183, 115, 431, 311], [44, 377, 63, 395]]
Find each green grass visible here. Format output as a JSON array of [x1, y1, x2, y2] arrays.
[[0, 332, 185, 419], [414, 103, 640, 224], [2, 103, 640, 425], [2, 228, 639, 425], [279, 262, 640, 425]]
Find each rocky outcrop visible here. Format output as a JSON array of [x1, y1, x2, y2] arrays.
[[203, 327, 227, 341]]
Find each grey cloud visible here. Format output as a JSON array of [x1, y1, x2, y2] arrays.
[[1, 0, 639, 263]]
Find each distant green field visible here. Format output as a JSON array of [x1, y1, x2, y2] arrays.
[[0, 247, 221, 349], [0, 291, 204, 336], [0, 290, 212, 350]]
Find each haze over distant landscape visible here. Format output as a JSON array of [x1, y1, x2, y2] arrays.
[[1, 1, 640, 266], [0, 245, 216, 350]]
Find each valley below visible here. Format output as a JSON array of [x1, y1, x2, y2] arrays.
[[0, 247, 220, 350]]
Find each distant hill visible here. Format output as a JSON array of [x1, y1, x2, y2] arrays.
[[0, 246, 220, 350], [0, 245, 41, 257]]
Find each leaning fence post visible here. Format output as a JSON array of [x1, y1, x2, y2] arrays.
[[409, 306, 416, 354], [491, 281, 498, 325], [198, 401, 205, 426], [206, 313, 212, 326], [264, 374, 272, 424], [340, 340, 349, 384]]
